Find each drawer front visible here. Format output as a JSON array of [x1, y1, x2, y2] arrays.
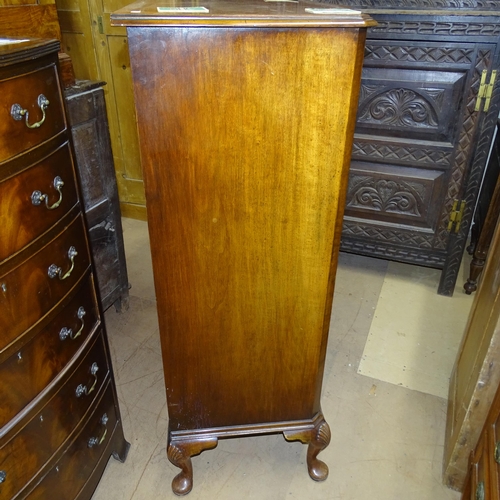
[[0, 144, 79, 263], [0, 215, 91, 351], [0, 64, 65, 163], [0, 275, 99, 428], [0, 333, 109, 500], [26, 382, 118, 500]]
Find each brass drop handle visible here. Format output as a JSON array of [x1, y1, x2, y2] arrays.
[[59, 307, 86, 341], [88, 413, 108, 448], [11, 94, 50, 129], [75, 362, 99, 398], [48, 246, 78, 280], [476, 481, 485, 500], [32, 176, 64, 210]]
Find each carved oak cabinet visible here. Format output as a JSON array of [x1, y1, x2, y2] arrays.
[[64, 81, 130, 313], [112, 0, 374, 495], [320, 0, 500, 295], [0, 38, 129, 498]]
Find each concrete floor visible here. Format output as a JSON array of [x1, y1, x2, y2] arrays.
[[92, 217, 472, 500]]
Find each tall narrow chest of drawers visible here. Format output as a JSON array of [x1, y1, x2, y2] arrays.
[[112, 0, 374, 495], [0, 38, 129, 499]]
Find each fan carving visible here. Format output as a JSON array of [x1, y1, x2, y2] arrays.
[[358, 88, 438, 128], [347, 178, 422, 216]]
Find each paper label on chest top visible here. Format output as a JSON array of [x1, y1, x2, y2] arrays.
[[157, 6, 210, 12], [305, 7, 361, 14]]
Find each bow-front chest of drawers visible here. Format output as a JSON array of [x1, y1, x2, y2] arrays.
[[0, 38, 129, 499]]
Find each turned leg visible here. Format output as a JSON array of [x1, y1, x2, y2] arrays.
[[284, 415, 331, 481], [464, 254, 487, 294], [167, 437, 218, 496]]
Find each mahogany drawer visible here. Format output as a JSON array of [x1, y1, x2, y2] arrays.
[[26, 381, 118, 500], [0, 333, 109, 500], [0, 214, 91, 352], [0, 275, 100, 428], [0, 143, 79, 263], [0, 63, 66, 164]]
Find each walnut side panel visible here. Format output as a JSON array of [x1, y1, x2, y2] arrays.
[[128, 26, 365, 430]]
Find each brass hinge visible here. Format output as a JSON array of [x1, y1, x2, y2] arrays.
[[447, 199, 466, 233], [97, 16, 104, 35], [475, 69, 497, 113]]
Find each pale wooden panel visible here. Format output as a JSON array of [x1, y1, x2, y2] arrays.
[[60, 32, 96, 80], [120, 203, 147, 221], [55, 0, 146, 214], [95, 0, 127, 33], [55, 0, 99, 80], [102, 13, 125, 35], [107, 35, 143, 182], [102, 0, 138, 14], [117, 176, 145, 205], [106, 36, 142, 182], [55, 0, 79, 9], [84, 9, 128, 204], [57, 9, 85, 32], [87, 25, 144, 203]]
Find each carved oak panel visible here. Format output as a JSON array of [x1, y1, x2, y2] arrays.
[[345, 162, 445, 231], [357, 67, 467, 142]]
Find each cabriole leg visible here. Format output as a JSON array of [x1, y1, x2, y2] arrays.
[[284, 415, 331, 481], [167, 437, 218, 496]]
